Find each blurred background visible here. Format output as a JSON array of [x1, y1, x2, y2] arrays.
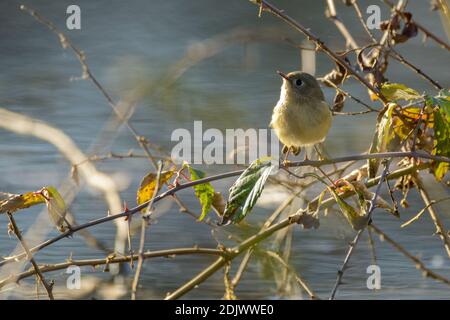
[[0, 0, 449, 299]]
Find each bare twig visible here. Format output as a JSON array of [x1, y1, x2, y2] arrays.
[[413, 176, 450, 258], [164, 163, 435, 300], [351, 0, 379, 43], [6, 213, 54, 300], [0, 247, 224, 290], [401, 196, 450, 228], [367, 227, 378, 265], [389, 48, 443, 90], [326, 0, 359, 50], [319, 77, 379, 113], [131, 161, 163, 299], [370, 224, 450, 286], [265, 250, 317, 299], [250, 0, 388, 103], [0, 153, 444, 269], [329, 160, 391, 299], [19, 4, 159, 168], [382, 0, 450, 51]]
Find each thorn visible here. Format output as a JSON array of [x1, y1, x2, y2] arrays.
[[123, 201, 132, 221]]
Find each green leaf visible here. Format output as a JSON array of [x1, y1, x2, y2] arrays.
[[327, 186, 368, 231], [221, 159, 274, 225], [432, 93, 450, 181], [426, 90, 450, 117], [368, 103, 397, 178], [381, 83, 421, 102], [188, 166, 215, 221]]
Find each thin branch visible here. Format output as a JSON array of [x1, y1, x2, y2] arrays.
[[401, 196, 450, 228], [413, 176, 450, 258], [350, 0, 443, 90], [370, 224, 450, 286], [367, 227, 378, 265], [231, 189, 304, 289], [382, 0, 450, 51], [6, 213, 54, 300], [0, 153, 444, 269], [265, 250, 317, 299], [164, 163, 433, 300], [0, 247, 224, 289], [131, 161, 163, 300], [329, 160, 391, 299], [0, 169, 242, 268], [319, 77, 379, 113], [351, 0, 379, 43], [19, 4, 159, 169], [250, 0, 388, 103], [326, 0, 359, 50], [285, 151, 450, 168], [388, 47, 443, 90], [165, 212, 305, 300]]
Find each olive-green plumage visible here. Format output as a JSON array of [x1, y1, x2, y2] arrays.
[[270, 71, 332, 155]]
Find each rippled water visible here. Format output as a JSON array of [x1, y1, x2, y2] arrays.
[[0, 0, 449, 299]]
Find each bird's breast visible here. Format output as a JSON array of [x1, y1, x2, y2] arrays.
[[271, 99, 331, 147]]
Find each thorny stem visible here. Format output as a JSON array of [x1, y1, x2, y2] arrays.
[[370, 224, 450, 286], [131, 162, 163, 299], [19, 5, 159, 169], [329, 161, 391, 300], [326, 0, 359, 50], [250, 0, 388, 103], [6, 213, 54, 300], [0, 152, 446, 269], [388, 48, 443, 90], [413, 176, 450, 259], [19, 4, 198, 248], [352, 0, 379, 43], [4, 1, 448, 301], [0, 247, 225, 289], [164, 164, 432, 300], [382, 0, 450, 52], [401, 196, 450, 228]]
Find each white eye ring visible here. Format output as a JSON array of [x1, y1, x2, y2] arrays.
[[295, 79, 303, 86]]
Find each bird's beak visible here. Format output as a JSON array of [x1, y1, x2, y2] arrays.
[[277, 70, 290, 82]]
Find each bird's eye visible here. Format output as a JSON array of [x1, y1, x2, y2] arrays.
[[295, 79, 303, 86]]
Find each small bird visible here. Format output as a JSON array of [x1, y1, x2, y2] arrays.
[[270, 71, 332, 162]]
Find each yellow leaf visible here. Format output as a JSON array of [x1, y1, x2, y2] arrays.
[[368, 103, 397, 178], [0, 191, 45, 214], [136, 170, 175, 208], [401, 107, 434, 126]]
